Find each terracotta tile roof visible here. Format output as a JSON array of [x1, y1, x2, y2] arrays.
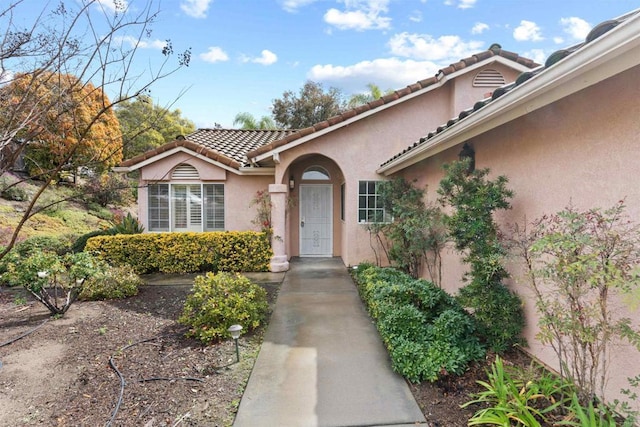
[[247, 44, 539, 160], [380, 10, 639, 169], [120, 128, 298, 169]]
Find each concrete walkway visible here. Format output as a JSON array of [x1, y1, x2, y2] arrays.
[[233, 257, 426, 427]]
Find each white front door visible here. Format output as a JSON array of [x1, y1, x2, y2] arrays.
[[299, 184, 332, 256]]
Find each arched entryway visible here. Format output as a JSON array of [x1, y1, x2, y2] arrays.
[[287, 155, 344, 258]]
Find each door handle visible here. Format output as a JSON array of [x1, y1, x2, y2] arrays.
[[301, 218, 305, 227]]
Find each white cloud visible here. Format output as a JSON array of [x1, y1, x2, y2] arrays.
[[96, 0, 128, 14], [444, 0, 477, 9], [388, 33, 484, 62], [324, 0, 392, 31], [471, 22, 489, 34], [522, 48, 547, 64], [242, 50, 278, 66], [280, 0, 319, 13], [553, 36, 564, 44], [200, 46, 229, 63], [560, 17, 592, 40], [181, 0, 213, 19], [114, 36, 166, 50], [513, 20, 544, 42], [308, 57, 441, 92], [409, 10, 422, 23]]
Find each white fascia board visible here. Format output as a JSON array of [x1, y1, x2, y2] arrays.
[[238, 167, 275, 175], [378, 16, 640, 176], [251, 56, 529, 164], [117, 147, 243, 175]]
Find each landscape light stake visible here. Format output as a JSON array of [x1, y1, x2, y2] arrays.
[[228, 324, 243, 363]]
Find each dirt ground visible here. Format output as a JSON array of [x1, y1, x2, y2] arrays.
[[0, 278, 528, 427], [0, 283, 278, 427]]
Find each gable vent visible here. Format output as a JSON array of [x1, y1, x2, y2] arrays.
[[473, 69, 506, 87], [172, 164, 200, 179]]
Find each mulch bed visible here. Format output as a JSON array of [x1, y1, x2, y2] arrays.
[[0, 278, 530, 426]]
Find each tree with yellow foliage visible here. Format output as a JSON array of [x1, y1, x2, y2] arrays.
[[6, 71, 122, 179], [0, 0, 190, 259]]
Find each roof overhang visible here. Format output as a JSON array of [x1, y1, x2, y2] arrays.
[[113, 146, 275, 176], [378, 13, 640, 176], [250, 56, 533, 165]]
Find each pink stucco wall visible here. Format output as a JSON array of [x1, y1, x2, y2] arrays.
[[137, 156, 273, 232], [276, 62, 516, 265], [400, 64, 640, 407]]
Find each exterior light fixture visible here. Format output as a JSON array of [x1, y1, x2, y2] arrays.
[[459, 143, 475, 173], [289, 175, 295, 190], [228, 324, 243, 362]]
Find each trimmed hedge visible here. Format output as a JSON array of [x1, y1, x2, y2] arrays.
[[85, 231, 272, 274], [352, 263, 485, 383]]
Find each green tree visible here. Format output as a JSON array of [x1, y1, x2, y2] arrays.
[[375, 178, 446, 283], [347, 83, 394, 109], [233, 112, 276, 130], [116, 95, 196, 159], [0, 0, 190, 259], [271, 81, 345, 129], [438, 159, 524, 352]]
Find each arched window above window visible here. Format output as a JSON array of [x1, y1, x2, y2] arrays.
[[473, 69, 506, 87], [172, 164, 200, 179], [302, 166, 330, 180]]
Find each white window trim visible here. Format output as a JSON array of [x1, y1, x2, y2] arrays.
[[148, 182, 225, 232]]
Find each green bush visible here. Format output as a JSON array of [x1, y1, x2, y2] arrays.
[[377, 303, 428, 345], [72, 213, 143, 253], [80, 264, 141, 300], [14, 235, 71, 257], [352, 264, 485, 383], [3, 249, 105, 315], [85, 231, 272, 273], [0, 176, 31, 201], [179, 272, 269, 344], [457, 281, 525, 353], [72, 229, 116, 253]]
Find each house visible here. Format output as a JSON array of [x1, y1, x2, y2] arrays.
[[377, 8, 640, 407], [116, 6, 640, 408], [116, 45, 537, 272]]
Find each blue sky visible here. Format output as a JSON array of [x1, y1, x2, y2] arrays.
[[10, 0, 640, 129]]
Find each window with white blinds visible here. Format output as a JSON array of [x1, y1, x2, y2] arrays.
[[204, 184, 224, 231], [148, 184, 170, 231], [148, 183, 224, 232]]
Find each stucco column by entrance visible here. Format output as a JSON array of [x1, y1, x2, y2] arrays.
[[269, 184, 289, 272]]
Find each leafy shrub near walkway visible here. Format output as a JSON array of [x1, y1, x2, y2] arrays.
[[179, 272, 269, 344], [85, 231, 272, 273], [352, 263, 485, 383]]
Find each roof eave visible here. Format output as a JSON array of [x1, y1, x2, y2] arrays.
[[249, 56, 534, 165], [118, 146, 245, 175], [378, 14, 640, 176]]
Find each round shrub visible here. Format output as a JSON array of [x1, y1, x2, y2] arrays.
[[15, 235, 71, 257], [179, 272, 269, 344], [80, 264, 141, 300]]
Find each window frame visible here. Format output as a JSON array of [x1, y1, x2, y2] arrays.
[[148, 182, 225, 232], [357, 180, 390, 224]]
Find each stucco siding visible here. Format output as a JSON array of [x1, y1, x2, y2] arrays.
[[399, 63, 640, 407], [136, 152, 273, 232]]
